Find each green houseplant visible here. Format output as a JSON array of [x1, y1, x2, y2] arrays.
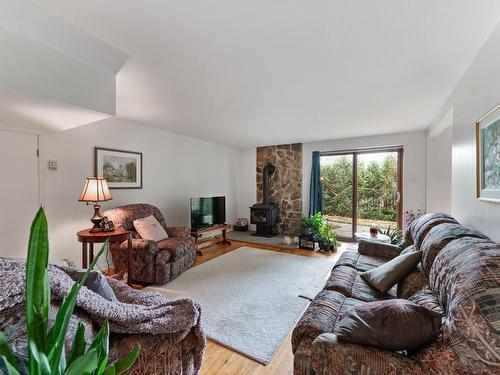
[[300, 212, 325, 240], [318, 224, 340, 253], [0, 208, 140, 375], [378, 225, 403, 245]]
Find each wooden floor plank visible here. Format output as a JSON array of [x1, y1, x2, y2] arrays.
[[195, 239, 346, 375]]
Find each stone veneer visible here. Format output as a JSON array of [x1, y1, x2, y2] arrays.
[[256, 143, 302, 235]]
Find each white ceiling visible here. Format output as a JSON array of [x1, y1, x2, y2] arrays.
[[32, 0, 500, 148]]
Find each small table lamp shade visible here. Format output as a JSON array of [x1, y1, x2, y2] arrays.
[[79, 177, 112, 231], [79, 177, 112, 202]]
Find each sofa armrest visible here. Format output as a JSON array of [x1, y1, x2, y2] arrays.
[[358, 240, 401, 259], [167, 226, 190, 238], [312, 333, 425, 375]]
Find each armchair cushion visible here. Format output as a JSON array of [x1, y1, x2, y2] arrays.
[[133, 215, 169, 242]]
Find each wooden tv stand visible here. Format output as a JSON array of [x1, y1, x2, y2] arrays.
[[191, 224, 231, 255]]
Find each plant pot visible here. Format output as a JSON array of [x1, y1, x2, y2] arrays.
[[319, 241, 336, 253]]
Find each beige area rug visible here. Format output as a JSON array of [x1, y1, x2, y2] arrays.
[[145, 246, 334, 364]]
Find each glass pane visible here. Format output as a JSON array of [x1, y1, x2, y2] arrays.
[[320, 154, 354, 238], [356, 152, 398, 234]]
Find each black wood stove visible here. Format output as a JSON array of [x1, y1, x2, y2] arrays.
[[250, 164, 279, 237]]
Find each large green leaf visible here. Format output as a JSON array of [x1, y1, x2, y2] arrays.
[[68, 322, 86, 366], [107, 345, 140, 375], [47, 241, 108, 371], [87, 320, 109, 374], [0, 332, 18, 373], [25, 208, 50, 373], [0, 356, 20, 375], [63, 349, 98, 375], [29, 339, 51, 375]]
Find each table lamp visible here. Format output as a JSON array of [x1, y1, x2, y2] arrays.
[[78, 177, 112, 232]]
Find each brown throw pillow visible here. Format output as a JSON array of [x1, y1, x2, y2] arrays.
[[335, 299, 441, 351], [360, 250, 422, 293]]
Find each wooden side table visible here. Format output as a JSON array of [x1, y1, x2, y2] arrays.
[[77, 229, 132, 285]]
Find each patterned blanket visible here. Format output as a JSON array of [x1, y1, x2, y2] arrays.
[[0, 258, 206, 372]]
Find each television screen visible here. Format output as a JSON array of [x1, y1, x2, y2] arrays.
[[190, 196, 226, 230]]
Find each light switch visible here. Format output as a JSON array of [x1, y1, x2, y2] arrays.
[[48, 160, 58, 170]]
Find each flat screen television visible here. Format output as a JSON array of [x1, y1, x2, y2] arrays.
[[190, 196, 226, 231]]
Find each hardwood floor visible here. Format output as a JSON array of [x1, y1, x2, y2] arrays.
[[195, 239, 346, 375]]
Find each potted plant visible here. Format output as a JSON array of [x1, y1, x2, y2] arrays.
[[0, 208, 140, 374], [378, 225, 403, 245], [318, 224, 340, 253], [300, 212, 324, 240]]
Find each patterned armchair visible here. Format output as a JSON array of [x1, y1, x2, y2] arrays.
[[104, 203, 196, 284]]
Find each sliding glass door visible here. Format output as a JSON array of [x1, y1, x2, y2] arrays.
[[320, 147, 403, 241]]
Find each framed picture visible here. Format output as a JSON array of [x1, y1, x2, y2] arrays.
[[476, 104, 500, 202], [94, 147, 142, 189]]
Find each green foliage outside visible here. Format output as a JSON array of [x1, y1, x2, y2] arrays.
[[321, 155, 398, 222], [0, 208, 140, 375]]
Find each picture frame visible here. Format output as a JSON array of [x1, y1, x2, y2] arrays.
[[476, 104, 500, 202], [94, 147, 143, 189]]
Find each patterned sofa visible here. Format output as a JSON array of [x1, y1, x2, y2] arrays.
[[292, 212, 500, 374], [104, 204, 196, 284]]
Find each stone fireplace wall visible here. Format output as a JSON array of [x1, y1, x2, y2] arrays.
[[256, 143, 302, 235]]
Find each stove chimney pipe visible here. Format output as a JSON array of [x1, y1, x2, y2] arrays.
[[262, 164, 275, 204]]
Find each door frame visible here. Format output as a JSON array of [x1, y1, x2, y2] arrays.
[[320, 146, 404, 241]]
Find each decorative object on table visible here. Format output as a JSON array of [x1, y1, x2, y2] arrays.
[[476, 103, 500, 202], [378, 225, 403, 245], [233, 217, 249, 231], [78, 177, 113, 232], [369, 224, 378, 236], [100, 216, 115, 232], [355, 231, 391, 244], [77, 228, 132, 284], [403, 209, 423, 228], [0, 208, 140, 375], [94, 147, 142, 189]]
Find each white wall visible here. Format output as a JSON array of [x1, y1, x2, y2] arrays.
[[427, 22, 500, 242], [236, 148, 257, 230], [302, 131, 427, 218], [40, 118, 238, 265], [426, 107, 453, 213]]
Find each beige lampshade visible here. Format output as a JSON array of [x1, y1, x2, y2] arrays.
[[78, 177, 112, 202]]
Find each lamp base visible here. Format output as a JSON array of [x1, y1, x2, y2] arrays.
[[90, 203, 103, 232]]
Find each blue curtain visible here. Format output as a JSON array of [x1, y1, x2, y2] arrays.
[[309, 151, 323, 216]]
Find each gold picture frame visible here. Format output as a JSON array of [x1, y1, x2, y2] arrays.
[[476, 103, 500, 202]]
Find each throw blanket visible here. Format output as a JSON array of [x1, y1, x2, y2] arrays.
[[0, 259, 206, 372]]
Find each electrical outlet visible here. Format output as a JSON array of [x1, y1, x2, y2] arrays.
[[48, 160, 58, 170]]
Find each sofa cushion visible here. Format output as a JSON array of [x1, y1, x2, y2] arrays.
[[334, 299, 442, 351], [420, 223, 489, 275], [408, 287, 443, 316], [409, 212, 458, 250], [65, 269, 118, 302], [291, 289, 362, 353], [397, 267, 429, 299], [334, 251, 387, 272], [360, 250, 422, 293], [325, 265, 396, 302]]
